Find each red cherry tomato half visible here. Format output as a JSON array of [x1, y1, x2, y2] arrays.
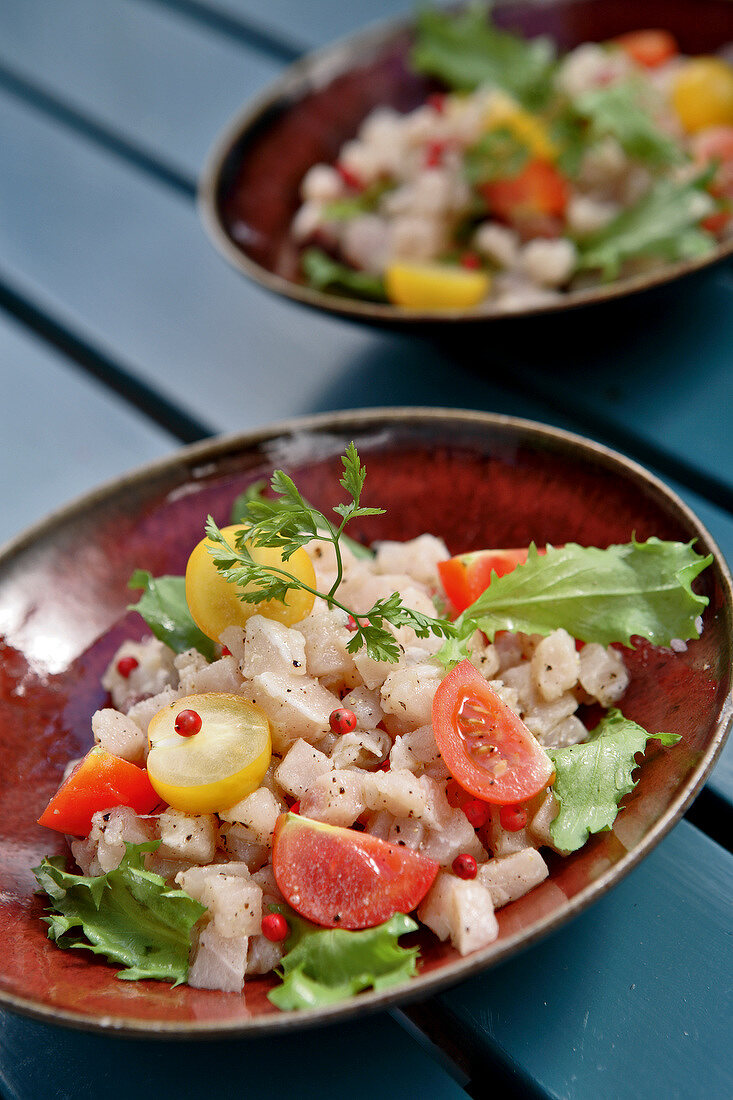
[[614, 29, 678, 68], [438, 548, 538, 615], [37, 746, 159, 837], [481, 160, 569, 226], [272, 813, 439, 929], [432, 660, 554, 805]]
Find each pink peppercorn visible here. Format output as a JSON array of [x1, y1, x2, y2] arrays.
[[116, 656, 139, 679], [452, 853, 478, 879]]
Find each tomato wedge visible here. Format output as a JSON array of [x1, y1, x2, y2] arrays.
[[614, 29, 678, 68], [480, 159, 569, 226], [438, 548, 536, 614], [432, 660, 554, 805], [37, 746, 159, 837], [272, 813, 438, 929]]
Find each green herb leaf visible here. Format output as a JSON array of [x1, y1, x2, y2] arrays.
[[410, 1, 556, 106], [322, 179, 395, 222], [464, 126, 530, 184], [440, 538, 711, 662], [230, 480, 374, 560], [574, 82, 684, 168], [208, 445, 454, 662], [33, 843, 205, 984], [577, 174, 717, 280], [268, 910, 419, 1011], [301, 248, 388, 302], [547, 710, 680, 852], [127, 570, 217, 660]]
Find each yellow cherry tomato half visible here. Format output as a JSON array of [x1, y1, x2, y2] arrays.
[[185, 523, 316, 640], [483, 92, 556, 160], [147, 693, 272, 813], [673, 58, 733, 133], [385, 263, 491, 310]]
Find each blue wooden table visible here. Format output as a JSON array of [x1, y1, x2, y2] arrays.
[[0, 3, 731, 1098]]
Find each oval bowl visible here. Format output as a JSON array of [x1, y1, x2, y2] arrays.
[[200, 0, 733, 328], [0, 408, 731, 1036]]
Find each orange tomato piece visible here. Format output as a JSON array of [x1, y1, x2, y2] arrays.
[[37, 746, 159, 837], [614, 29, 678, 68], [438, 548, 538, 615], [481, 159, 569, 226]]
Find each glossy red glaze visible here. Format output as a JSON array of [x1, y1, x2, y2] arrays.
[[0, 410, 730, 1035]]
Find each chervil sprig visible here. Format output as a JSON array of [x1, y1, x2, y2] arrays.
[[206, 444, 457, 663]]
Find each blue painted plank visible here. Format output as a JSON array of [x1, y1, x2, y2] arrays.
[[432, 820, 733, 1100], [0, 310, 174, 544], [167, 0, 415, 52], [0, 1005, 467, 1100], [0, 0, 280, 182]]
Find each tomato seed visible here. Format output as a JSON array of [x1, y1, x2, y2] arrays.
[[116, 656, 139, 679], [175, 709, 202, 737], [452, 853, 478, 879], [463, 798, 491, 828], [330, 707, 357, 735], [499, 804, 528, 832], [261, 913, 289, 942]]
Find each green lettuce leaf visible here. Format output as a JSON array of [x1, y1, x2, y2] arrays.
[[33, 842, 205, 984], [410, 2, 556, 106], [268, 911, 419, 1010], [127, 570, 216, 660], [451, 538, 711, 652], [230, 481, 374, 560], [577, 175, 717, 280], [548, 710, 680, 852], [301, 248, 387, 302], [574, 82, 683, 167]]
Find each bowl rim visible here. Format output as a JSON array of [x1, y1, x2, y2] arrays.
[[198, 3, 733, 325], [2, 406, 731, 1038]]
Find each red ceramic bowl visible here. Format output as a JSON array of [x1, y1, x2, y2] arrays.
[[200, 0, 733, 327], [0, 409, 731, 1036]]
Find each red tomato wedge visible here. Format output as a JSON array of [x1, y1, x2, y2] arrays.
[[481, 160, 569, 225], [614, 29, 678, 68], [37, 746, 159, 837], [438, 548, 537, 614], [272, 813, 439, 929], [432, 660, 554, 805]]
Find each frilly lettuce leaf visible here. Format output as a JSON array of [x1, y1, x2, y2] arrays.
[[574, 82, 683, 167], [127, 569, 216, 660], [577, 175, 717, 280], [410, 1, 556, 106], [547, 710, 680, 852], [33, 842, 205, 984], [453, 537, 711, 650], [268, 910, 419, 1011]]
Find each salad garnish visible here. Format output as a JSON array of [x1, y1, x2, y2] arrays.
[[268, 910, 419, 1011], [548, 710, 680, 852], [33, 842, 205, 985]]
